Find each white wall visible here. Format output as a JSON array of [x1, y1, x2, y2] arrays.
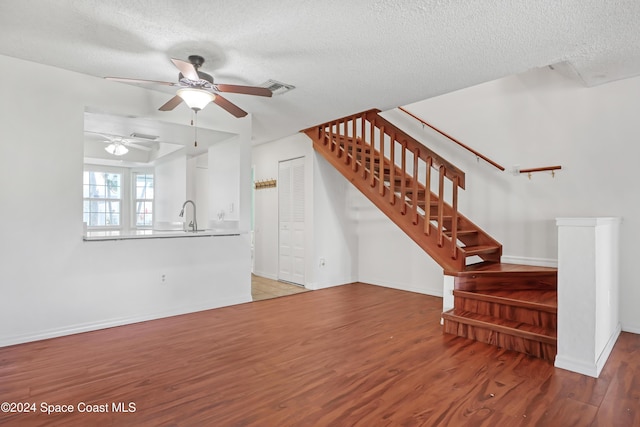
[[354, 187, 444, 296], [155, 155, 187, 225], [311, 154, 359, 288], [381, 67, 640, 332], [209, 137, 241, 223], [0, 54, 252, 347], [193, 153, 210, 227]]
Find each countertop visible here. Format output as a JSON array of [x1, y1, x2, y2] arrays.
[[83, 228, 245, 241]]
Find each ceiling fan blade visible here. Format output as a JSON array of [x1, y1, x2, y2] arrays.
[[126, 142, 153, 152], [213, 95, 248, 118], [171, 58, 199, 81], [214, 84, 272, 97], [159, 95, 183, 111], [105, 77, 177, 86]]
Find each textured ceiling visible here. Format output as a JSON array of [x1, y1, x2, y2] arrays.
[[1, 0, 639, 145]]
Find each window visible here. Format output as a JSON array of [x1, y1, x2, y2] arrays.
[[83, 167, 154, 230], [83, 171, 122, 228], [134, 173, 154, 228]]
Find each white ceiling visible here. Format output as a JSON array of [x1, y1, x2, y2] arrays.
[[1, 1, 639, 145]]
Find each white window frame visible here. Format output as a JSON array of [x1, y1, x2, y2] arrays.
[[83, 165, 154, 232], [132, 171, 154, 229]]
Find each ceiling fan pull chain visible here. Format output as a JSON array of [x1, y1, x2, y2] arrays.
[[194, 111, 198, 147]]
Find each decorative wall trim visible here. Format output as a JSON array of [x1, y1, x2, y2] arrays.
[[0, 294, 251, 348], [500, 255, 558, 268]]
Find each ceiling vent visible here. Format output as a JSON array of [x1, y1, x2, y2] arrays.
[[130, 132, 159, 140], [261, 79, 296, 95]]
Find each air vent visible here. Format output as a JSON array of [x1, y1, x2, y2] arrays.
[[261, 79, 296, 96], [130, 132, 159, 140]]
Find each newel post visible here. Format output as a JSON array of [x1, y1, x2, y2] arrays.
[[555, 217, 622, 378]]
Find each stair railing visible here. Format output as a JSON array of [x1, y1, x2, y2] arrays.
[[398, 106, 506, 171], [305, 109, 467, 269]]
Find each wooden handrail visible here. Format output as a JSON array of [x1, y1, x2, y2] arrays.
[[364, 109, 466, 189], [520, 165, 562, 179], [519, 166, 562, 174], [398, 107, 506, 172]]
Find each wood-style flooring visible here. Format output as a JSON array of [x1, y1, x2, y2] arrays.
[[251, 274, 308, 301], [0, 283, 638, 426]]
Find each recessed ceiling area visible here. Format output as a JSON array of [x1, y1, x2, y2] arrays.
[[84, 111, 237, 167]]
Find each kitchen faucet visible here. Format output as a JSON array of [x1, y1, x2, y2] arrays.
[[179, 200, 198, 232]]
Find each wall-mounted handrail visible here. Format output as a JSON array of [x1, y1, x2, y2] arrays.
[[519, 166, 562, 174], [398, 106, 506, 172], [519, 165, 562, 179]]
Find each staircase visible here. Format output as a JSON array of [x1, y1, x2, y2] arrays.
[[303, 109, 557, 361], [442, 263, 557, 360]]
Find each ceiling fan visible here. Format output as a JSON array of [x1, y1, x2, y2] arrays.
[[89, 133, 154, 156], [105, 55, 272, 117]]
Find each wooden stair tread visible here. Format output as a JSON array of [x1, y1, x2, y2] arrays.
[[445, 229, 478, 237], [458, 262, 557, 275], [429, 214, 453, 220], [442, 309, 557, 344], [454, 289, 557, 312], [461, 245, 500, 256]]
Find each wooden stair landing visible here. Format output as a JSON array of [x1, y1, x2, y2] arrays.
[[443, 263, 558, 361]]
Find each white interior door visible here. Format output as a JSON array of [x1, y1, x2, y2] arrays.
[[278, 157, 305, 285]]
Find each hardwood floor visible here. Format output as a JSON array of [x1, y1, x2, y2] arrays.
[[0, 283, 638, 426], [251, 274, 309, 301]]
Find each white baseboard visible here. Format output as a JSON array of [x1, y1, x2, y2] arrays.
[[596, 323, 622, 374], [360, 277, 443, 297], [555, 355, 599, 378], [555, 323, 621, 378], [501, 255, 558, 268], [252, 270, 278, 281], [306, 277, 358, 291], [622, 323, 640, 335], [0, 294, 251, 348]]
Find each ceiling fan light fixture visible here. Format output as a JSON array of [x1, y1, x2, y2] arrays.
[[105, 142, 129, 156], [177, 88, 215, 111]]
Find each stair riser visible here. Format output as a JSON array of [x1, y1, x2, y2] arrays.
[[455, 296, 556, 330], [455, 274, 557, 292], [444, 319, 556, 361]]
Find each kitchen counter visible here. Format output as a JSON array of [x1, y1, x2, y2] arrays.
[[83, 228, 244, 241]]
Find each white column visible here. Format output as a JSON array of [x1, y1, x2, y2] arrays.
[[555, 217, 622, 377]]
